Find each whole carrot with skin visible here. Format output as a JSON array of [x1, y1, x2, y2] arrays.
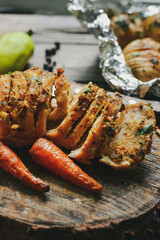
[[30, 138, 102, 193], [0, 141, 50, 192]]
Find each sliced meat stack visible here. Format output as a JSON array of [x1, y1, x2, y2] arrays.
[[0, 67, 156, 169], [0, 67, 73, 147]]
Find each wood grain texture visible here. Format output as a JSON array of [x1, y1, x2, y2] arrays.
[[0, 133, 159, 240], [0, 14, 159, 240]]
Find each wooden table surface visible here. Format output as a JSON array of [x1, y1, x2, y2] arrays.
[[0, 14, 160, 240]]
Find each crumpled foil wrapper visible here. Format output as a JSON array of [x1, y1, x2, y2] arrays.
[[68, 0, 160, 98]]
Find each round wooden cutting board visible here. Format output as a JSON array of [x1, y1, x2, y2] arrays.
[[0, 132, 160, 240]]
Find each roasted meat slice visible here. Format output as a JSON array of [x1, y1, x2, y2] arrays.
[[34, 71, 55, 139], [62, 88, 107, 149], [46, 82, 99, 148], [8, 71, 27, 130], [99, 103, 156, 170], [69, 92, 123, 164], [1, 68, 56, 147], [23, 67, 44, 140], [0, 74, 11, 137], [0, 68, 156, 170], [48, 68, 73, 123]]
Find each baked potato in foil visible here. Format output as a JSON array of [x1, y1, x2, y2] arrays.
[[123, 38, 160, 82]]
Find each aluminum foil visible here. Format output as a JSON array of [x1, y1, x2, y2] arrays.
[[68, 0, 160, 98]]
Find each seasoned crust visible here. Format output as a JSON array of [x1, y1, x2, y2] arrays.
[[46, 82, 99, 148], [48, 68, 73, 123], [69, 92, 123, 164], [1, 68, 55, 147], [99, 103, 156, 170]]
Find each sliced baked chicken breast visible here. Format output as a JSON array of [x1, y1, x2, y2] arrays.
[[46, 82, 99, 148], [0, 74, 11, 138], [48, 68, 73, 123], [69, 92, 123, 164], [99, 103, 156, 170]]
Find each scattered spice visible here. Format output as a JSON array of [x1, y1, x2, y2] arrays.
[[43, 42, 61, 72], [53, 61, 56, 66], [48, 66, 53, 72], [51, 48, 56, 55], [55, 42, 61, 50], [46, 58, 51, 64], [43, 64, 48, 70], [45, 49, 52, 57], [151, 58, 159, 64]]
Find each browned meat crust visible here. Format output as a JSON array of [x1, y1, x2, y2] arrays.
[[0, 74, 11, 137], [1, 68, 56, 147], [46, 82, 99, 148], [0, 68, 156, 170], [48, 68, 73, 123], [69, 92, 123, 164], [99, 103, 156, 169]]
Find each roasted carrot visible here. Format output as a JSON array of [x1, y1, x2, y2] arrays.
[[0, 141, 50, 192], [29, 138, 102, 193]]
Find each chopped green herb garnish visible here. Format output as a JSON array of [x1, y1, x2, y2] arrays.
[[132, 53, 141, 57], [45, 102, 49, 109], [130, 16, 136, 23], [148, 103, 153, 109], [33, 76, 39, 81], [142, 68, 146, 72], [83, 88, 92, 93], [137, 31, 143, 37], [116, 20, 128, 31], [26, 77, 30, 81], [136, 124, 154, 135], [147, 22, 155, 30], [38, 82, 42, 85], [8, 72, 12, 76]]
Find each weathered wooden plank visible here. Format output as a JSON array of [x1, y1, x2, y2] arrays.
[[29, 42, 103, 83], [0, 133, 159, 240]]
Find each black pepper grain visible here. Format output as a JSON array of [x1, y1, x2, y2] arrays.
[[55, 42, 61, 50], [46, 58, 51, 64], [48, 66, 53, 72], [43, 64, 48, 70], [51, 48, 56, 55], [45, 49, 52, 57]]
